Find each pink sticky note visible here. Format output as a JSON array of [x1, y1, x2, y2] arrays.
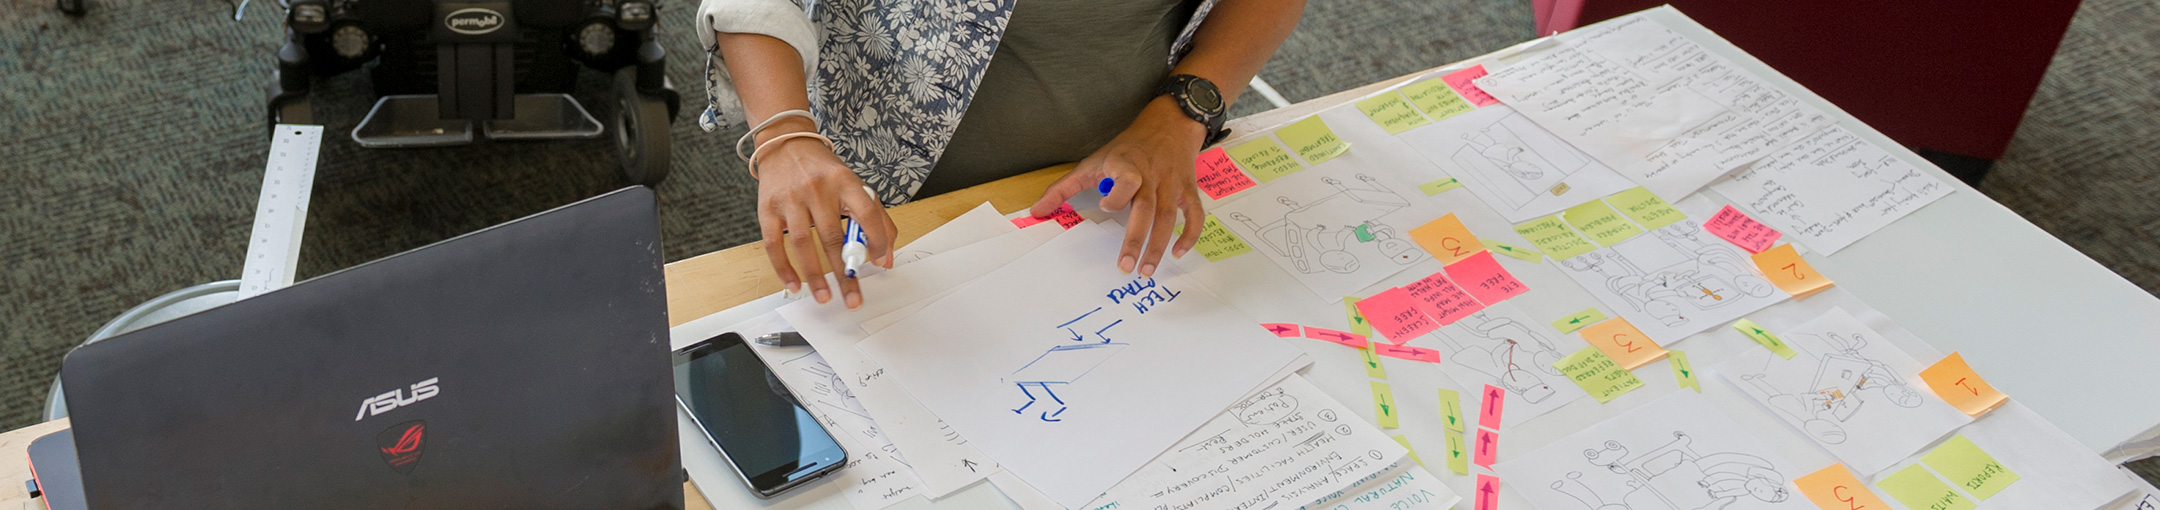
[[1260, 323, 1301, 338], [1445, 252, 1529, 305], [1012, 203, 1084, 230], [1478, 384, 1506, 430], [1475, 474, 1501, 510], [1443, 65, 1500, 107], [1194, 147, 1258, 200], [1474, 428, 1499, 468], [1303, 327, 1369, 349], [1704, 205, 1782, 253], [1374, 343, 1442, 363], [1355, 287, 1440, 344], [1404, 272, 1486, 325]]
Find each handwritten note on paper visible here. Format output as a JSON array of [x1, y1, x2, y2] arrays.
[[1357, 287, 1441, 344], [1277, 115, 1352, 165], [1551, 308, 1606, 334], [1473, 429, 1499, 468], [1553, 346, 1645, 403], [1795, 464, 1895, 510], [1478, 384, 1506, 429], [1356, 91, 1433, 135], [1879, 464, 1978, 510], [1373, 381, 1400, 428], [1604, 187, 1686, 231], [1345, 297, 1373, 336], [1226, 137, 1306, 182], [1712, 125, 1953, 254], [1752, 244, 1832, 296], [1400, 78, 1476, 121], [1180, 215, 1254, 262], [1293, 463, 1462, 510], [1441, 65, 1500, 107], [1418, 177, 1464, 195], [1409, 214, 1486, 264], [1306, 326, 1371, 349], [1404, 272, 1486, 325], [1920, 352, 2009, 416], [1193, 147, 1258, 200], [1445, 429, 1470, 474], [1922, 436, 2021, 500], [1485, 239, 1544, 262], [1437, 388, 1464, 432], [1579, 317, 1667, 370], [1012, 203, 1084, 229], [1375, 343, 1442, 363], [1512, 214, 1597, 260], [1444, 252, 1528, 304], [1261, 323, 1301, 338], [1731, 318, 1798, 359], [1360, 344, 1388, 379], [1704, 205, 1783, 253], [1666, 349, 1699, 392]]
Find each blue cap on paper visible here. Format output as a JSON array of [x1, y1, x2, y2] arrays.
[[1098, 177, 1115, 195]]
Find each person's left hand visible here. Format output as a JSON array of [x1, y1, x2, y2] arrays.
[[1030, 97, 1210, 277]]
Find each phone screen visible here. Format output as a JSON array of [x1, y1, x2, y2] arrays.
[[673, 333, 847, 495]]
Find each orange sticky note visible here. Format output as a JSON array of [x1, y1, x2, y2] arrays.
[[1410, 214, 1486, 265], [1193, 147, 1258, 200], [1752, 244, 1833, 296], [1795, 464, 1895, 510], [1356, 287, 1441, 344], [1579, 318, 1667, 370], [1920, 352, 2008, 416]]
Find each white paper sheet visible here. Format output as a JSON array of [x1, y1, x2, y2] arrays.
[[754, 343, 931, 510], [1403, 301, 1593, 428], [1551, 197, 1789, 343], [892, 202, 1017, 267], [1497, 391, 1816, 510], [1710, 126, 1955, 255], [1873, 402, 2136, 510], [857, 221, 1309, 507], [1398, 104, 1640, 223], [1292, 461, 1462, 510], [1079, 375, 1409, 510], [1711, 307, 1971, 475], [1209, 158, 1440, 301], [1474, 15, 1832, 201]]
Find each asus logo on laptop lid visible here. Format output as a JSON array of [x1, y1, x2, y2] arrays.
[[356, 378, 440, 421]]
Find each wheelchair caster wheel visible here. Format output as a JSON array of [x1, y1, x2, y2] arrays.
[[613, 72, 671, 186]]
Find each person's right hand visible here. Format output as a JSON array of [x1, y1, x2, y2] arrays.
[[755, 136, 897, 309]]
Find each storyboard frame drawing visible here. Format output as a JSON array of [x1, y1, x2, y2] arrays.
[[1429, 308, 1572, 404], [1554, 218, 1782, 340], [1400, 105, 1639, 223], [1547, 432, 1794, 510], [1227, 173, 1424, 275], [1729, 330, 1929, 446], [1501, 393, 1811, 510]]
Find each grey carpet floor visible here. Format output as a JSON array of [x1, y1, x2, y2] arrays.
[[4, 0, 2157, 480]]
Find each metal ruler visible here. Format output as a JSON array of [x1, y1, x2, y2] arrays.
[[237, 125, 324, 300]]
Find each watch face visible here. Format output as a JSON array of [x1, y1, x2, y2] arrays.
[[1184, 81, 1224, 113]]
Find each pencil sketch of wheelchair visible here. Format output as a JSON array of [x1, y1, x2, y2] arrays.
[[1558, 223, 1777, 328], [1229, 174, 1421, 274], [1549, 432, 1792, 510], [1737, 331, 1926, 444]]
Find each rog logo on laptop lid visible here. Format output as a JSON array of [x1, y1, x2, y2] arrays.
[[377, 420, 428, 474]]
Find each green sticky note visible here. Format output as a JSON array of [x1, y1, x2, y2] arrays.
[[1605, 187, 1686, 231], [1276, 116, 1352, 165], [1923, 436, 2021, 500], [1392, 434, 1424, 468], [1353, 223, 1375, 242], [1552, 308, 1607, 334], [1443, 428, 1469, 474], [1484, 239, 1545, 262], [1513, 214, 1597, 260], [1176, 215, 1252, 262], [1401, 79, 1475, 122], [1732, 319, 1799, 359], [1562, 200, 1646, 246], [1371, 381, 1399, 429], [1437, 388, 1464, 432], [1418, 177, 1463, 196], [1359, 344, 1388, 379], [1225, 138, 1306, 182], [1668, 350, 1700, 392], [1355, 92, 1432, 135], [1880, 464, 1978, 510], [1554, 346, 1645, 403]]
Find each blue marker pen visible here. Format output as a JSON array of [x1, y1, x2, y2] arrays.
[[1098, 177, 1115, 196], [842, 185, 875, 278]]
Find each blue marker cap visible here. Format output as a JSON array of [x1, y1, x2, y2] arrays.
[[1098, 177, 1115, 195]]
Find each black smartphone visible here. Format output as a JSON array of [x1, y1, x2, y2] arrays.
[[673, 332, 847, 498]]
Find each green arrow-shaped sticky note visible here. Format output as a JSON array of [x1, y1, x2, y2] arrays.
[[1733, 319, 1798, 359], [1371, 381, 1399, 429], [1552, 308, 1607, 334], [1669, 349, 1700, 392], [1444, 428, 1469, 474], [1437, 387, 1464, 432]]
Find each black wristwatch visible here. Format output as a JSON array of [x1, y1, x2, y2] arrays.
[[1158, 74, 1231, 149]]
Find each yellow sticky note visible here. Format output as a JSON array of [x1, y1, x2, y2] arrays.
[[1359, 344, 1388, 379], [1484, 239, 1544, 262], [1604, 187, 1686, 231], [1345, 296, 1373, 336], [1753, 244, 1834, 297], [1513, 214, 1597, 260], [1418, 177, 1464, 195], [1562, 200, 1646, 246], [1580, 317, 1667, 370], [1355, 92, 1432, 135], [1795, 464, 1896, 510], [1437, 387, 1464, 432], [1443, 428, 1469, 474], [1879, 464, 1977, 510], [1392, 434, 1424, 467], [1553, 346, 1645, 403], [1226, 138, 1305, 182], [1400, 79, 1475, 121], [1920, 353, 2008, 416], [1409, 214, 1486, 265], [1732, 319, 1799, 359], [1173, 216, 1251, 262], [1668, 349, 1700, 392], [1371, 381, 1399, 429], [1276, 116, 1351, 165], [1923, 436, 2021, 499], [1551, 308, 1606, 334]]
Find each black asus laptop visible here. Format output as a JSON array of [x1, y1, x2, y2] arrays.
[[59, 187, 681, 509]]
